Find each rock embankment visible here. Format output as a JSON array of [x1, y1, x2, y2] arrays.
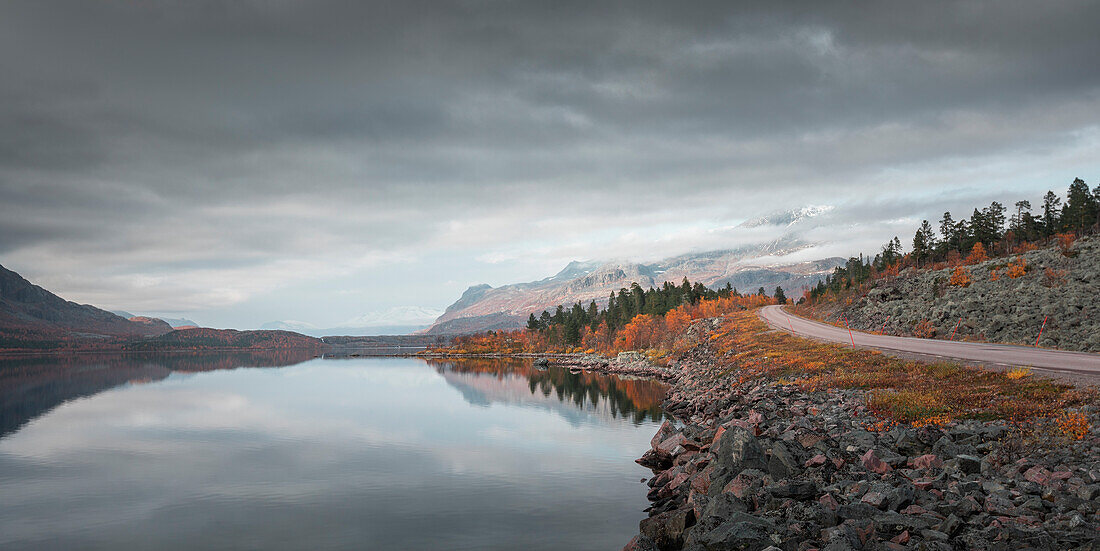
[[556, 318, 1100, 550], [809, 235, 1100, 352]]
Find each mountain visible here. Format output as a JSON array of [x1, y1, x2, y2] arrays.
[[426, 237, 843, 335], [260, 320, 319, 332], [261, 306, 444, 337], [337, 306, 444, 328], [738, 205, 834, 228], [0, 263, 173, 341], [113, 311, 198, 328], [126, 327, 322, 351]]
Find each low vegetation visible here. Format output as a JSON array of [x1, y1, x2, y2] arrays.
[[709, 312, 1088, 428]]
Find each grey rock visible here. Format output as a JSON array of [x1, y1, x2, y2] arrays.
[[766, 479, 817, 500], [687, 512, 776, 551], [957, 454, 982, 475], [713, 427, 767, 476]]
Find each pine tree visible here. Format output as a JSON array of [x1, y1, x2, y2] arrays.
[[912, 220, 936, 266], [1042, 190, 1062, 236], [774, 286, 787, 304], [526, 313, 539, 331], [1063, 178, 1097, 232], [939, 212, 959, 253]]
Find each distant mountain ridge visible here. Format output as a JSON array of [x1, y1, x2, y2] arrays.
[[426, 231, 843, 335], [0, 263, 172, 339], [261, 306, 443, 337], [0, 263, 322, 351]]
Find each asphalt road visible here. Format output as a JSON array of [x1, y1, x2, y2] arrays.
[[758, 305, 1100, 384]]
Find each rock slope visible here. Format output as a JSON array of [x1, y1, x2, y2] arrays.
[[809, 236, 1100, 352], [558, 318, 1100, 550]]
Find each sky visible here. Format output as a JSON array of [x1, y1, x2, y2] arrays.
[[1, 1, 1098, 329]]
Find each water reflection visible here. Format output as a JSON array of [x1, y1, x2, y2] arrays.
[[0, 349, 319, 438], [0, 354, 666, 551], [427, 358, 666, 424]]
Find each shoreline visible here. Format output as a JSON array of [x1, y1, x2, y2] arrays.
[[490, 318, 1100, 550]]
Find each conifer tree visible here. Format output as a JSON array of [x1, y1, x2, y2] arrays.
[[1042, 190, 1062, 236]]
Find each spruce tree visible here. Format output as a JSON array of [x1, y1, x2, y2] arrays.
[[774, 286, 787, 304], [1042, 191, 1062, 236]]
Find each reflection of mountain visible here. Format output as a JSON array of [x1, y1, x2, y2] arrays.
[[426, 358, 666, 425], [0, 349, 318, 438]]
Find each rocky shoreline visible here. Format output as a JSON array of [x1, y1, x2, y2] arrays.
[[543, 319, 1100, 550]]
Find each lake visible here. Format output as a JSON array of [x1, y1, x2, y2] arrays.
[[0, 351, 667, 550]]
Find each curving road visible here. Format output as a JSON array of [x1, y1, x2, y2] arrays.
[[758, 305, 1100, 384]]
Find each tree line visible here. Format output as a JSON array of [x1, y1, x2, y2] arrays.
[[525, 278, 786, 347], [810, 178, 1099, 300]]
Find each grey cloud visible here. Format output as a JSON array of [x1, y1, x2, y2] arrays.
[[0, 0, 1097, 325]]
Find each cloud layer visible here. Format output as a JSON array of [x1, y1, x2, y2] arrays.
[[1, 1, 1098, 327]]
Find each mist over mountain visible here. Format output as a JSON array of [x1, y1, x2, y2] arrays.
[[262, 306, 444, 337], [426, 209, 844, 334]]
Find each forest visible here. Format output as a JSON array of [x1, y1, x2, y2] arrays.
[[808, 178, 1099, 301], [444, 281, 776, 355]]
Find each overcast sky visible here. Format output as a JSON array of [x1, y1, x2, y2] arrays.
[[1, 1, 1098, 329]]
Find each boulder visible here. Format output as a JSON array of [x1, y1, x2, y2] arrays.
[[861, 449, 892, 475]]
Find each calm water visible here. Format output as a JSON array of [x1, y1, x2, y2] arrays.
[[0, 351, 667, 550]]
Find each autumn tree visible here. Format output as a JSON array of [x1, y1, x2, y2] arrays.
[[964, 242, 989, 264]]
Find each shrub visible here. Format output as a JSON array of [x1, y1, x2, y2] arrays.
[[1057, 412, 1089, 440], [949, 266, 972, 287], [1043, 267, 1067, 288], [913, 320, 936, 338], [1056, 232, 1077, 256], [1005, 367, 1032, 380], [1004, 257, 1027, 279]]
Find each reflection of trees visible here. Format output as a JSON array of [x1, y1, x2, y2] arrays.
[[0, 349, 318, 438], [425, 358, 667, 424]]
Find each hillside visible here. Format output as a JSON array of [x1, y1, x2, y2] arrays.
[[125, 327, 323, 351], [0, 263, 172, 341], [799, 235, 1100, 352], [427, 247, 842, 335]]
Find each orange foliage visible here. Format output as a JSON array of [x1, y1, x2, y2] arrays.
[[965, 242, 989, 264], [704, 311, 1080, 426], [1004, 257, 1027, 279], [1057, 412, 1090, 440], [664, 307, 692, 336], [1056, 232, 1077, 255], [913, 320, 936, 338], [615, 314, 663, 350], [434, 293, 775, 355], [948, 266, 972, 287], [1043, 267, 1068, 287]]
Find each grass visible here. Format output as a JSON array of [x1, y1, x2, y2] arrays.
[[695, 310, 1092, 428]]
